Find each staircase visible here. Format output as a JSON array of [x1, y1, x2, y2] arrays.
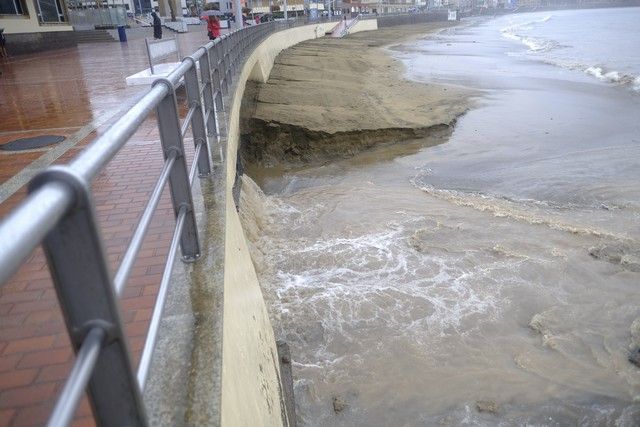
[[74, 30, 118, 43], [325, 15, 361, 38]]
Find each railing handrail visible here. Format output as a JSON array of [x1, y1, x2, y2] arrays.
[[0, 19, 293, 427], [335, 14, 362, 38]]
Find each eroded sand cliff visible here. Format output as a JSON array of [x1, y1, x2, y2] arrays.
[[240, 23, 473, 167]]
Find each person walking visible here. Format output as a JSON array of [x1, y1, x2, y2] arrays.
[[151, 12, 162, 40], [0, 29, 8, 58], [205, 15, 221, 40]]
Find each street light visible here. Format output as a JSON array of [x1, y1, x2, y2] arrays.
[[234, 0, 242, 29]]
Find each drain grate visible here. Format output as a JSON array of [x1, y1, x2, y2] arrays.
[[0, 135, 66, 151]]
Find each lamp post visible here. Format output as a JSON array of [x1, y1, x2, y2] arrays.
[[234, 0, 242, 29]]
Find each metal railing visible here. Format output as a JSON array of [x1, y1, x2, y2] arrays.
[[339, 14, 362, 37], [67, 5, 128, 30], [0, 19, 292, 427], [144, 37, 181, 75]]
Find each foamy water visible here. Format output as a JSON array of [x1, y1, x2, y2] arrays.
[[242, 163, 640, 425], [241, 8, 640, 426]]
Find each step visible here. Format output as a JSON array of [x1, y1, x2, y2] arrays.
[[75, 30, 118, 43]]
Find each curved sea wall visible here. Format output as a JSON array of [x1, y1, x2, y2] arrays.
[[222, 16, 464, 426], [221, 20, 365, 426]]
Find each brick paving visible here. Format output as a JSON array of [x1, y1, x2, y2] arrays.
[[0, 30, 212, 427]]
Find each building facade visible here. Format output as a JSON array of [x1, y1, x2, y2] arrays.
[[0, 0, 76, 54]]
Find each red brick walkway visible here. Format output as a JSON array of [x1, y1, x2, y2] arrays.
[[0, 31, 210, 427]]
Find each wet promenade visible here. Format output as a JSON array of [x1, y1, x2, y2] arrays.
[[0, 29, 213, 427]]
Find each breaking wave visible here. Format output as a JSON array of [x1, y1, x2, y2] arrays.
[[585, 66, 640, 91], [501, 16, 558, 53], [500, 15, 640, 92], [539, 58, 640, 92]]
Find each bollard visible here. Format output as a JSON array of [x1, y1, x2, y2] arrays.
[[117, 25, 127, 43]]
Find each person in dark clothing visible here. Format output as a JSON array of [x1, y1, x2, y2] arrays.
[[151, 12, 162, 39], [0, 29, 7, 58]]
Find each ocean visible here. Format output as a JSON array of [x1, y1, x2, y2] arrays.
[[242, 7, 640, 425]]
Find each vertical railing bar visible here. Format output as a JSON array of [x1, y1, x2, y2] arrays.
[[212, 43, 226, 107], [199, 81, 209, 97], [153, 78, 201, 262], [184, 54, 211, 177], [136, 206, 187, 389], [46, 328, 105, 427], [200, 49, 219, 144], [188, 142, 203, 186], [145, 38, 154, 75], [31, 165, 148, 427], [113, 153, 177, 296], [180, 104, 197, 138], [218, 41, 229, 96], [224, 36, 232, 88]]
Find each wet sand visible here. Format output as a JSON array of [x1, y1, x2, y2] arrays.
[[240, 22, 473, 168]]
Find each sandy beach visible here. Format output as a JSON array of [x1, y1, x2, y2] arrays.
[[240, 22, 472, 167]]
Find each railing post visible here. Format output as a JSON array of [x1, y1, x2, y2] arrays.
[[235, 32, 241, 71], [242, 30, 247, 56], [224, 37, 233, 88], [199, 49, 220, 140], [218, 40, 229, 95], [152, 78, 201, 262], [209, 43, 226, 103], [183, 56, 211, 176], [232, 33, 237, 72], [28, 168, 148, 427]]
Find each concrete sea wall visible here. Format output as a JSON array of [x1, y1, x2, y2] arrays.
[[221, 21, 339, 426], [220, 14, 452, 424]]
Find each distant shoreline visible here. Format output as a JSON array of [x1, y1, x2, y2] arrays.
[[458, 1, 640, 18]]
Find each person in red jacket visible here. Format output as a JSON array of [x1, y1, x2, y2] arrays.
[[204, 15, 221, 40]]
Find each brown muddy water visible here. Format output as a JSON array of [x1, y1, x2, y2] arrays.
[[240, 10, 640, 426]]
